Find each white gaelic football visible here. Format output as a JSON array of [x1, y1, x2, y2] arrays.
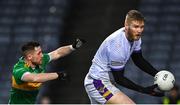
[[154, 70, 175, 91]]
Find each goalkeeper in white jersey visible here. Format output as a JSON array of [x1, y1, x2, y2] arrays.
[[84, 10, 164, 104]]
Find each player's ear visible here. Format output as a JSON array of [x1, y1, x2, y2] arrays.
[[26, 53, 32, 60], [124, 22, 129, 30], [124, 19, 129, 29]]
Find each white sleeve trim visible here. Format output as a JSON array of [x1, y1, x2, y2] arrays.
[[48, 53, 52, 62], [21, 72, 31, 81], [70, 45, 76, 51]]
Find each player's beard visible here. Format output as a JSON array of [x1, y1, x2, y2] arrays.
[[133, 35, 141, 41], [127, 28, 141, 41]]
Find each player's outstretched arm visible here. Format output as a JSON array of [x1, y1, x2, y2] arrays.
[[131, 50, 158, 76], [21, 71, 67, 83], [49, 38, 86, 61]]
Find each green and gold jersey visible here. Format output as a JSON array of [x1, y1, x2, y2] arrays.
[[9, 53, 50, 104]]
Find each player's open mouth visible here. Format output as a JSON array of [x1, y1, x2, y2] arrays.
[[136, 35, 141, 37]]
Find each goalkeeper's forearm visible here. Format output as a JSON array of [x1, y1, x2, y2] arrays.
[[116, 76, 144, 92], [112, 70, 144, 93]]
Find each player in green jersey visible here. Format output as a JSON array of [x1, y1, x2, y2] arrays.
[[9, 38, 85, 104]]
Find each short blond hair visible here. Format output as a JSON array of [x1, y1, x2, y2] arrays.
[[125, 10, 145, 25]]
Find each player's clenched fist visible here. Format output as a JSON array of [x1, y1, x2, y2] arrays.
[[72, 38, 86, 49], [57, 71, 68, 80]]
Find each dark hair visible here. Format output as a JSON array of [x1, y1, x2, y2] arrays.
[[21, 41, 40, 56], [126, 10, 145, 23]]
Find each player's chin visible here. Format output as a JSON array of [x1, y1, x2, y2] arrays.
[[134, 36, 140, 41], [38, 61, 42, 65]]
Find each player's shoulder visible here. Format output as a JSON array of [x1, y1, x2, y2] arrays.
[[42, 53, 51, 64], [111, 27, 124, 36], [13, 57, 29, 71], [42, 53, 50, 59], [109, 27, 124, 39]]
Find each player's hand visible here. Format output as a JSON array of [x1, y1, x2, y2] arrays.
[[57, 71, 69, 81], [72, 38, 86, 49], [142, 84, 165, 97]]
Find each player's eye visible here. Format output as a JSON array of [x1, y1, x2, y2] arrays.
[[37, 51, 42, 55], [140, 25, 144, 29], [134, 25, 140, 28]]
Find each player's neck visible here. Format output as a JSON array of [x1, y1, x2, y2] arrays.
[[24, 59, 36, 68]]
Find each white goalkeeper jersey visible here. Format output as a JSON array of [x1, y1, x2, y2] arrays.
[[88, 27, 142, 80]]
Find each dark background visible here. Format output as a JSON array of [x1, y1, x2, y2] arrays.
[[0, 0, 179, 104]]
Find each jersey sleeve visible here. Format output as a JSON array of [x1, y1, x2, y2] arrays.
[[42, 53, 50, 66], [133, 38, 142, 52], [13, 67, 28, 84]]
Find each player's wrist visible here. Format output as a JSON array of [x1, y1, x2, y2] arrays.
[[56, 71, 68, 80], [70, 45, 76, 51]]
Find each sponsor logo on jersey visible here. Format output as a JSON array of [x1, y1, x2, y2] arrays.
[[111, 61, 124, 66]]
